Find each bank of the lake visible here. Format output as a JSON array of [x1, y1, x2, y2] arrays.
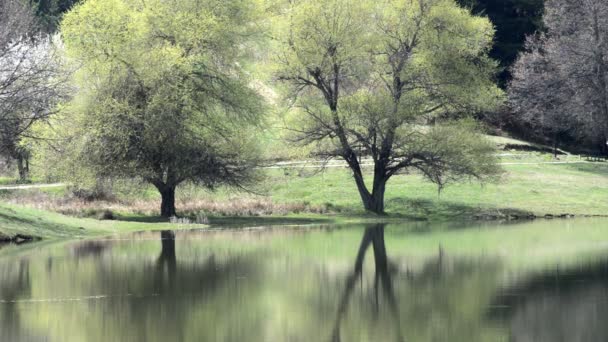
[[0, 201, 449, 242], [0, 203, 207, 241]]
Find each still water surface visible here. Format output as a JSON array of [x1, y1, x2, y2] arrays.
[[1, 219, 608, 341]]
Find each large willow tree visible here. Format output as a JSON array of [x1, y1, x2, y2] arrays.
[[274, 0, 503, 214], [61, 0, 265, 217]]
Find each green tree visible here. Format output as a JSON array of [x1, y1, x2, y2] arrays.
[[59, 0, 265, 217], [274, 0, 503, 214]]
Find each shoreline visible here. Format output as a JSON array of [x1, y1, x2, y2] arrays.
[[1, 202, 607, 246]]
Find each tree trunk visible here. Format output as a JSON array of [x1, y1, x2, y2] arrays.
[[159, 186, 176, 218], [370, 169, 387, 214], [16, 155, 28, 182], [363, 186, 386, 214], [601, 134, 608, 157], [553, 133, 558, 158], [352, 166, 388, 215]]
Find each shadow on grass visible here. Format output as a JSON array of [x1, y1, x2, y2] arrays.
[[114, 215, 169, 223], [563, 162, 608, 176], [113, 213, 334, 227], [207, 216, 334, 227], [386, 197, 534, 221]]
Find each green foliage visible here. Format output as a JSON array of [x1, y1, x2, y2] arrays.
[[413, 120, 502, 191], [50, 0, 267, 215], [273, 0, 504, 212]]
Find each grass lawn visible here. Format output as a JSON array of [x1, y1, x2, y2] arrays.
[[258, 162, 608, 218], [3, 160, 608, 223], [0, 177, 17, 186], [0, 203, 205, 241]]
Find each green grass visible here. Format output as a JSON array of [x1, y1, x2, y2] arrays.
[[256, 162, 608, 218], [2, 142, 608, 232], [0, 203, 204, 240], [0, 177, 17, 185], [4, 158, 608, 228]]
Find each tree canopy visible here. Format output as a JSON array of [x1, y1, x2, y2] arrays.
[[57, 0, 266, 216], [274, 0, 503, 214]]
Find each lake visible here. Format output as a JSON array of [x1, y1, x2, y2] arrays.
[[1, 218, 607, 341]]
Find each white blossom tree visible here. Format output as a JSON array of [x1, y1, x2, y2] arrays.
[[0, 0, 68, 180], [509, 0, 608, 155]]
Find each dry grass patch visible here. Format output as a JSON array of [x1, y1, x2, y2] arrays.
[[4, 190, 333, 219]]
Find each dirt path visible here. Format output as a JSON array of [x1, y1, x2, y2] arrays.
[[261, 160, 598, 169], [0, 183, 65, 190]]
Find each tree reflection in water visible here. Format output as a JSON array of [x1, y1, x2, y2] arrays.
[[0, 259, 45, 342], [4, 222, 608, 341], [331, 224, 404, 342], [156, 230, 177, 290], [488, 259, 608, 341]]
